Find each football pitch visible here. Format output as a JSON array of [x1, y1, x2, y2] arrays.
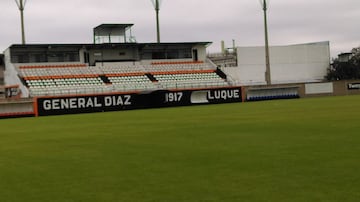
[[1, 95, 360, 202]]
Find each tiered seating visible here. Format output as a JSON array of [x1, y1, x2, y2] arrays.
[[98, 64, 145, 75], [154, 71, 228, 89], [27, 77, 108, 96], [98, 63, 157, 91], [20, 64, 101, 80], [26, 77, 104, 88], [19, 61, 230, 97], [141, 61, 228, 89], [20, 64, 107, 96], [143, 61, 214, 73], [108, 75, 157, 91]]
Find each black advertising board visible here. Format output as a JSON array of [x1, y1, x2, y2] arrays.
[[36, 93, 141, 116], [35, 87, 243, 116], [348, 83, 360, 90], [161, 87, 242, 106]]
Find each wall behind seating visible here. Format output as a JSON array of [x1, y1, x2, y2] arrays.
[[89, 48, 139, 65], [234, 41, 330, 85]]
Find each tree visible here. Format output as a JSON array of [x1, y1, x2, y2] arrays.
[[326, 46, 360, 81]]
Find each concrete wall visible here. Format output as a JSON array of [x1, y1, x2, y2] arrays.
[[244, 80, 360, 100], [0, 99, 34, 114], [193, 45, 207, 61], [4, 48, 29, 97], [299, 80, 360, 98], [89, 47, 139, 65], [233, 41, 330, 85]]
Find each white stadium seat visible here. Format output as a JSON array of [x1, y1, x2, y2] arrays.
[[20, 61, 229, 97]]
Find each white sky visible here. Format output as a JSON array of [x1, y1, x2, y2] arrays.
[[1, 0, 359, 57]]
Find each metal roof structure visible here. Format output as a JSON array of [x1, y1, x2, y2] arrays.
[[9, 42, 212, 50], [93, 24, 135, 44]]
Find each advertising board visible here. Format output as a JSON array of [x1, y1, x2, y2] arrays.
[[35, 87, 242, 116], [348, 83, 360, 90]]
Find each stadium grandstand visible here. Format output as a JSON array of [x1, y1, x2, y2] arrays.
[[4, 23, 352, 118], [2, 24, 232, 98], [1, 24, 243, 117], [6, 47, 229, 98]]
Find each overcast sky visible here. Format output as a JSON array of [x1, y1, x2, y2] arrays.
[[1, 0, 359, 57]]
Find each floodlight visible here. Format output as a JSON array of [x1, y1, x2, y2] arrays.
[[259, 0, 271, 85], [151, 0, 163, 43], [15, 0, 28, 44]]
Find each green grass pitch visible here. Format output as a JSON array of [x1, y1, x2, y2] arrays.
[[1, 95, 360, 202]]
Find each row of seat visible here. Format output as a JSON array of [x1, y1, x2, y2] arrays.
[[159, 81, 229, 90], [98, 65, 144, 75], [26, 78, 105, 88], [154, 72, 229, 89], [108, 75, 151, 84], [143, 63, 214, 72], [19, 62, 229, 97], [20, 62, 216, 79], [29, 86, 112, 97], [26, 74, 229, 96], [28, 81, 160, 96], [151, 61, 204, 65], [108, 75, 158, 91], [19, 64, 87, 69], [154, 72, 222, 81], [21, 67, 101, 78]]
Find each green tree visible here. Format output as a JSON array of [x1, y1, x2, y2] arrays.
[[326, 46, 360, 81]]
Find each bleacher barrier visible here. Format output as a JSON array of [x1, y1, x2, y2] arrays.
[[35, 87, 243, 116], [0, 98, 34, 119]]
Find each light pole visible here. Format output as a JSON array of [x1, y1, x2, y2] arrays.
[[260, 0, 271, 85], [151, 0, 162, 43], [15, 0, 27, 45]]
